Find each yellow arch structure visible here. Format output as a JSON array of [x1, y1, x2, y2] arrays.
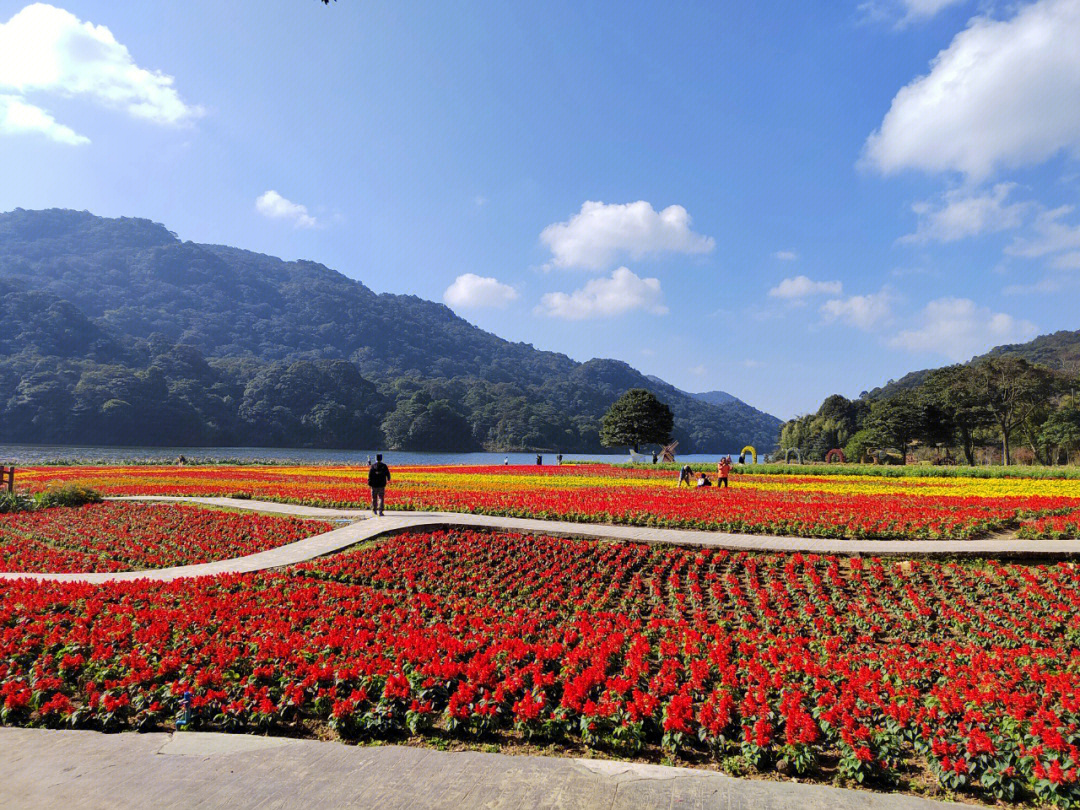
[[740, 445, 757, 464]]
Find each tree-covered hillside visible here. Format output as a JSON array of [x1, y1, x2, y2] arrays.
[[865, 330, 1080, 401], [0, 209, 781, 452]]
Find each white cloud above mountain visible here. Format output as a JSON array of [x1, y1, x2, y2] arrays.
[[443, 274, 519, 309], [255, 191, 318, 228], [889, 297, 1038, 360], [540, 201, 715, 270], [863, 0, 1080, 179], [820, 290, 894, 330], [0, 3, 203, 145], [769, 275, 842, 300], [1006, 205, 1080, 259], [901, 183, 1029, 243], [535, 267, 668, 320], [0, 92, 87, 144]]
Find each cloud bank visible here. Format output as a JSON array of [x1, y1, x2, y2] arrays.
[[863, 0, 1080, 178], [901, 183, 1029, 243], [769, 275, 842, 300], [255, 191, 318, 228], [536, 267, 668, 320], [890, 297, 1038, 361], [540, 201, 715, 270], [443, 274, 519, 309], [0, 3, 203, 145]]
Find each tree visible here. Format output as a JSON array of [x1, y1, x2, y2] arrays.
[[1039, 398, 1080, 465], [922, 365, 993, 465], [971, 357, 1057, 466], [863, 392, 924, 464], [600, 389, 673, 453]]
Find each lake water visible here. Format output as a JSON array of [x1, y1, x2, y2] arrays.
[[0, 444, 756, 466]]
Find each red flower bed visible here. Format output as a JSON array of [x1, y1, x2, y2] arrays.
[[395, 486, 1056, 540], [0, 503, 333, 573], [1018, 509, 1080, 540], [4, 528, 1080, 804]]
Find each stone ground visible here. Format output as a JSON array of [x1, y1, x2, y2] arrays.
[[0, 727, 952, 810]]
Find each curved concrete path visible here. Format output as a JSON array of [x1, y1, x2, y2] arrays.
[[4, 495, 1080, 584], [0, 726, 951, 810]]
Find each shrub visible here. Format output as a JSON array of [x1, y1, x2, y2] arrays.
[[36, 483, 103, 509], [0, 491, 35, 514]]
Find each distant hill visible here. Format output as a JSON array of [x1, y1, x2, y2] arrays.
[[690, 389, 739, 407], [645, 377, 781, 447], [0, 208, 782, 452], [865, 329, 1080, 401]]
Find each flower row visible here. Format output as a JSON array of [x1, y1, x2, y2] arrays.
[[0, 503, 332, 573], [4, 529, 1080, 804]]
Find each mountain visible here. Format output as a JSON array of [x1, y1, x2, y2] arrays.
[[690, 389, 739, 407], [0, 208, 782, 452], [865, 329, 1080, 401], [645, 377, 781, 448]]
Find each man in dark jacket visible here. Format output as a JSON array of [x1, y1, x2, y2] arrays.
[[368, 454, 391, 516]]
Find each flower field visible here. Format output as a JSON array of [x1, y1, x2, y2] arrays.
[[14, 463, 1080, 539], [5, 527, 1080, 804], [0, 503, 333, 573]]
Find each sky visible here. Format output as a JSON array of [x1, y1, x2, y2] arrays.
[[2, 0, 1080, 419]]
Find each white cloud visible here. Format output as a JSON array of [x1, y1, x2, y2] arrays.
[[0, 92, 87, 144], [820, 290, 894, 330], [1006, 205, 1080, 258], [0, 4, 203, 144], [860, 0, 969, 28], [889, 297, 1038, 360], [1053, 251, 1080, 270], [768, 275, 843, 300], [862, 0, 1080, 178], [255, 190, 318, 228], [540, 200, 715, 270], [772, 250, 798, 261], [898, 0, 968, 22], [535, 267, 668, 320], [443, 274, 519, 309], [900, 183, 1028, 243], [688, 365, 707, 376]]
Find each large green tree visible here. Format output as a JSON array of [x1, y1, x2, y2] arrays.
[[599, 389, 674, 453], [922, 365, 993, 465], [971, 357, 1057, 466], [863, 392, 924, 464]]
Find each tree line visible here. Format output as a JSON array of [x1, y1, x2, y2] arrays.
[[779, 356, 1080, 466]]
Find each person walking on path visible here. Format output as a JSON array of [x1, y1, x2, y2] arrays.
[[717, 456, 732, 489], [368, 454, 391, 516]]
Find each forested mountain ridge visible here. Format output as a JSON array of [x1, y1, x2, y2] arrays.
[[865, 330, 1080, 401], [0, 208, 781, 452]]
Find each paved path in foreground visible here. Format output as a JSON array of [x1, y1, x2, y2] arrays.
[[0, 726, 949, 810], [4, 494, 1080, 584]]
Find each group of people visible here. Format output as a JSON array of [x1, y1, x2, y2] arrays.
[[677, 456, 733, 489]]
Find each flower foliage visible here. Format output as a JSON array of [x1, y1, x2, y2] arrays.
[[0, 503, 332, 572], [15, 464, 1080, 540], [4, 528, 1080, 805]]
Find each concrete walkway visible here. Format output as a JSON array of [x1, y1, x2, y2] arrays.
[[4, 494, 1080, 584], [0, 726, 950, 810]]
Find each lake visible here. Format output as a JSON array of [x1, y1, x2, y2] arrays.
[[0, 444, 757, 466]]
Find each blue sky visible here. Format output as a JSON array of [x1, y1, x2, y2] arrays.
[[2, 0, 1080, 419]]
